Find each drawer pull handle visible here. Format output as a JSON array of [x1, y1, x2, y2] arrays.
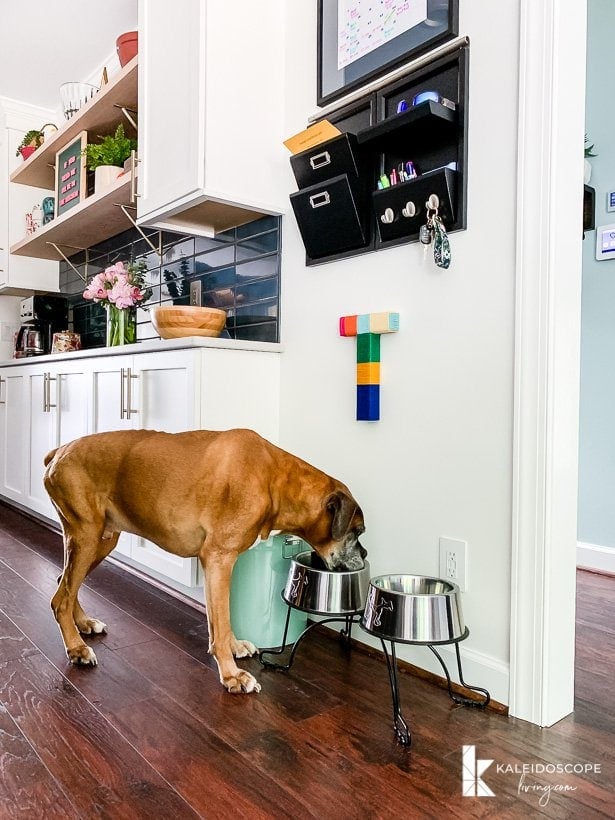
[[309, 151, 331, 170], [380, 207, 395, 224], [309, 191, 331, 209], [0, 375, 5, 405]]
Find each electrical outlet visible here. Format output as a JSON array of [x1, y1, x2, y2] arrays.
[[190, 280, 202, 306], [439, 537, 468, 592]]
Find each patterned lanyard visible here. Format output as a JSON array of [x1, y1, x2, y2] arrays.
[[421, 196, 452, 269]]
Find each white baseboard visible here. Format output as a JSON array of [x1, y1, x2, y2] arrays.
[[577, 541, 615, 574], [327, 627, 510, 706]]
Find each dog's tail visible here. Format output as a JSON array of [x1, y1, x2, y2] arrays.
[[44, 448, 59, 467]]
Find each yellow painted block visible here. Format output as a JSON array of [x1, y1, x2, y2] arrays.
[[369, 311, 400, 334], [357, 362, 380, 384]]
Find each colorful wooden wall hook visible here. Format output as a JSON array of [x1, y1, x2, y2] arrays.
[[340, 311, 399, 421]]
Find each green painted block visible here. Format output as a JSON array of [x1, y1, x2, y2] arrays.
[[356, 332, 381, 363]]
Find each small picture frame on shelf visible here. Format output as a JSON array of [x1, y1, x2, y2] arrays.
[[54, 131, 87, 218], [318, 0, 459, 106]]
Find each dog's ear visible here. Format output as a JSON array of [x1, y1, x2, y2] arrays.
[[326, 491, 358, 540]]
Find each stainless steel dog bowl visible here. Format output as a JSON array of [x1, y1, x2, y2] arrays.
[[360, 575, 466, 644], [282, 551, 371, 615]]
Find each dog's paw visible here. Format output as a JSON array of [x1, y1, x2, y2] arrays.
[[231, 637, 258, 658], [67, 645, 97, 667], [224, 670, 261, 694], [77, 618, 107, 636]]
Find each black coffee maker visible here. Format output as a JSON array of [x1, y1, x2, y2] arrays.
[[14, 295, 69, 358]]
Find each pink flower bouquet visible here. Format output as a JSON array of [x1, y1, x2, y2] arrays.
[[83, 260, 150, 308]]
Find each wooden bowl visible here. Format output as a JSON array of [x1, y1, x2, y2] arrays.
[[150, 305, 227, 339]]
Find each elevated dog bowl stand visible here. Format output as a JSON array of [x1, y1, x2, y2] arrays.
[[363, 626, 491, 747], [259, 599, 362, 671]]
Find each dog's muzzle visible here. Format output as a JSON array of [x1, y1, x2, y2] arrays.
[[328, 539, 367, 572]]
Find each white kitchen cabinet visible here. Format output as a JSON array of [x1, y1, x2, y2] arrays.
[[0, 99, 59, 294], [24, 360, 89, 520], [137, 0, 286, 236], [0, 366, 27, 504], [0, 342, 280, 594], [118, 350, 201, 584]]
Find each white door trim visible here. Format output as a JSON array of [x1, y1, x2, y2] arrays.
[[510, 0, 586, 725]]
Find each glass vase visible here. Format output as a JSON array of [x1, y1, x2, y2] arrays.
[[106, 305, 137, 346]]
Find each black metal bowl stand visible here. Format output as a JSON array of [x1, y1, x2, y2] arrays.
[[259, 603, 491, 749], [258, 600, 362, 671], [366, 626, 491, 746]]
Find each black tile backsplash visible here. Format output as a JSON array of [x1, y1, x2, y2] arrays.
[[59, 217, 281, 348]]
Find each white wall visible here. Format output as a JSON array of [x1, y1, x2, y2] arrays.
[[578, 0, 615, 570], [278, 3, 520, 703], [0, 296, 20, 360]]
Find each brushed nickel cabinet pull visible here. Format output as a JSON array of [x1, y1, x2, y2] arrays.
[[0, 376, 5, 405], [120, 368, 126, 419], [43, 373, 56, 413], [126, 368, 138, 416]]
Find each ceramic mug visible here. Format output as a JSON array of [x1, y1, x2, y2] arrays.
[[42, 196, 55, 225]]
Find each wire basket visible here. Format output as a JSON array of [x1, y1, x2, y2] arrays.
[[59, 82, 99, 119]]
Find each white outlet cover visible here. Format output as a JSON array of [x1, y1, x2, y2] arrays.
[[439, 536, 468, 592]]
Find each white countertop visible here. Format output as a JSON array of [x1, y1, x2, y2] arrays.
[[0, 336, 283, 367]]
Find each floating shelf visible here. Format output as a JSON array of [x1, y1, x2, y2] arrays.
[[10, 173, 135, 260], [10, 56, 138, 191]]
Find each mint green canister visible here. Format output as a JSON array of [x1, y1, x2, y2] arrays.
[[230, 535, 307, 649]]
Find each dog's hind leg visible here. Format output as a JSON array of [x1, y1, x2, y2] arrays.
[[200, 548, 261, 694], [52, 523, 117, 666], [72, 532, 119, 636]]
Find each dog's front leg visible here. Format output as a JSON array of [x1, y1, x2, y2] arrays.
[[201, 550, 261, 694]]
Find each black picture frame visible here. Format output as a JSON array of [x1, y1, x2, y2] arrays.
[[318, 0, 459, 107]]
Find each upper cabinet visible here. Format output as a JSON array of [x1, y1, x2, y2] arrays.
[[8, 2, 287, 275], [136, 0, 287, 236]]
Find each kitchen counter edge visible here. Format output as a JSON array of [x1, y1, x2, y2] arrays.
[[0, 336, 283, 367]]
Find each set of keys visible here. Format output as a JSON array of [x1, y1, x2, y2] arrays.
[[419, 194, 451, 269]]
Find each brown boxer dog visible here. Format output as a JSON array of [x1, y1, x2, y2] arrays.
[[44, 428, 366, 694]]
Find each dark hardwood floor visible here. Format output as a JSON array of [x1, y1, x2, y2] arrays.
[[0, 502, 613, 818]]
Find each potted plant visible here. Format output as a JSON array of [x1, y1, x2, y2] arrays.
[[82, 123, 137, 192], [16, 129, 44, 160], [584, 134, 597, 184]]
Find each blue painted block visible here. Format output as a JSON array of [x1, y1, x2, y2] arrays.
[[357, 314, 370, 334], [356, 384, 380, 421]]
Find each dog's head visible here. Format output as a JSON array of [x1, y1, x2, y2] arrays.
[[308, 489, 367, 572]]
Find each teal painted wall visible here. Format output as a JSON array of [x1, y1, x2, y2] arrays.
[[578, 0, 615, 547]]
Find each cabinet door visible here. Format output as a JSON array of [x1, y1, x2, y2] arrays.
[[56, 365, 89, 448], [128, 350, 200, 586], [25, 366, 56, 518], [0, 367, 27, 504], [137, 0, 204, 221], [90, 355, 135, 434], [90, 355, 134, 557]]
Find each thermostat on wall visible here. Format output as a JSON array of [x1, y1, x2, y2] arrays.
[[595, 223, 615, 260]]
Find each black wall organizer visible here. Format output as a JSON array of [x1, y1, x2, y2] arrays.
[[289, 46, 469, 266]]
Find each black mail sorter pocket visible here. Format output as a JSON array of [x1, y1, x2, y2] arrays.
[[290, 174, 367, 259], [373, 167, 457, 244], [290, 134, 362, 189]]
